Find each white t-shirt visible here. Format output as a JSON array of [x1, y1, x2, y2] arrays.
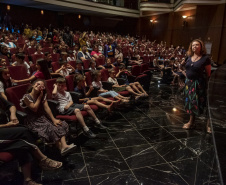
[[108, 77, 118, 85], [0, 81, 4, 93], [12, 61, 30, 74], [52, 91, 72, 113], [67, 56, 75, 62], [59, 68, 72, 77], [92, 81, 103, 90]]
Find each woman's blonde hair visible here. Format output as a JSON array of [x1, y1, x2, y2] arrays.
[[187, 39, 206, 57]]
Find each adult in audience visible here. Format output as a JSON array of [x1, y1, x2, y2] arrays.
[[0, 67, 12, 100], [2, 35, 16, 48], [77, 45, 92, 61]]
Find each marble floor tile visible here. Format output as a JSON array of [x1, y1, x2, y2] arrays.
[[42, 153, 87, 182], [132, 164, 187, 185], [158, 106, 187, 116], [137, 128, 175, 143], [152, 114, 184, 127], [139, 106, 166, 117], [89, 171, 139, 185], [153, 140, 197, 163], [109, 130, 148, 148], [83, 149, 129, 176], [103, 118, 134, 132], [81, 133, 116, 153], [119, 144, 166, 169], [127, 116, 159, 129]]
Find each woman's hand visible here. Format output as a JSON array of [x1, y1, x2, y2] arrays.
[[7, 120, 19, 127], [11, 79, 19, 83], [10, 114, 19, 124], [38, 90, 43, 100], [53, 119, 62, 127]]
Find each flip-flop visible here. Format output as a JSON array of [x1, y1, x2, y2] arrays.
[[61, 144, 77, 156]]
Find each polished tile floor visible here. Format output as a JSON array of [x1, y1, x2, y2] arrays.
[[5, 75, 222, 185]]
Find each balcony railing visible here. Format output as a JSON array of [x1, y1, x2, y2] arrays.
[[85, 0, 139, 10], [140, 0, 172, 3]]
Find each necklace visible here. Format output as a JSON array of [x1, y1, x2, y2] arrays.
[[191, 55, 201, 66]]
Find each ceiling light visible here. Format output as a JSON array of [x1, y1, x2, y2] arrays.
[[7, 5, 10, 11], [41, 10, 44, 15]]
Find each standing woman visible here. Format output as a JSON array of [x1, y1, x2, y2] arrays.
[[181, 39, 211, 132]]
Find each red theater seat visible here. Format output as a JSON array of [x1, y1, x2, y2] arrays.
[[51, 53, 60, 63], [8, 66, 29, 81], [0, 152, 14, 163], [51, 62, 61, 72], [31, 54, 44, 64]]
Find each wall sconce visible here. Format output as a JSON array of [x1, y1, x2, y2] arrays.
[[78, 15, 81, 19], [154, 20, 158, 23], [182, 15, 187, 19], [150, 19, 157, 23], [7, 5, 10, 11], [150, 20, 153, 22], [182, 15, 188, 27], [41, 10, 44, 15]]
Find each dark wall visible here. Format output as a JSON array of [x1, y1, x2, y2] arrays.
[[139, 4, 226, 64], [0, 3, 138, 36]]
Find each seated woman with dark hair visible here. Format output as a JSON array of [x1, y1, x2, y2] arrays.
[[0, 67, 12, 100], [0, 95, 62, 185], [20, 79, 76, 156], [12, 59, 52, 84]]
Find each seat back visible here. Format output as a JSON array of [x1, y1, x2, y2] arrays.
[[66, 75, 75, 91], [27, 48, 36, 56], [140, 63, 149, 73], [51, 62, 61, 72], [68, 60, 76, 69], [96, 58, 105, 66], [143, 56, 149, 63], [83, 59, 90, 70], [8, 66, 29, 80], [10, 48, 18, 55], [114, 66, 119, 74], [85, 71, 93, 86], [101, 69, 109, 81], [31, 54, 44, 64], [51, 53, 60, 62], [6, 83, 31, 111], [45, 78, 57, 99], [131, 65, 141, 77], [42, 47, 53, 54]]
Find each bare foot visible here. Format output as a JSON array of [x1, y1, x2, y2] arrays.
[[207, 126, 212, 134], [107, 103, 114, 112], [182, 122, 196, 129]]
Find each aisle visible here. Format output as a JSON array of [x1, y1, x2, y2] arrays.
[[39, 76, 220, 185]]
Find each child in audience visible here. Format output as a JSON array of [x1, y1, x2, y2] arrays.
[[12, 53, 30, 76], [44, 52, 52, 69], [53, 77, 106, 138], [116, 64, 148, 97], [75, 59, 85, 76], [92, 70, 130, 102], [89, 60, 96, 73], [74, 74, 118, 112], [34, 45, 43, 55], [113, 56, 123, 67], [20, 79, 76, 156], [108, 68, 143, 100], [12, 58, 51, 83], [55, 60, 75, 77], [0, 67, 12, 100], [103, 58, 114, 69], [67, 50, 76, 62]]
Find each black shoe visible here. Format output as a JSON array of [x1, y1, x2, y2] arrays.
[[95, 123, 107, 129], [83, 130, 96, 138]]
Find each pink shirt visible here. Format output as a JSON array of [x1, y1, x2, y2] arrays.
[[91, 51, 102, 57], [34, 71, 45, 79]]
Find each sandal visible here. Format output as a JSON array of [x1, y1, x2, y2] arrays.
[[182, 123, 196, 130], [61, 144, 77, 156], [39, 157, 62, 170], [207, 126, 212, 134], [24, 180, 42, 185]]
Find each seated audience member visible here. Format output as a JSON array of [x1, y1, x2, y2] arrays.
[[108, 69, 143, 100], [75, 59, 85, 76], [73, 44, 79, 57], [0, 45, 11, 62], [92, 70, 129, 102], [34, 45, 43, 55], [91, 45, 104, 60], [103, 58, 114, 69], [104, 38, 115, 58], [67, 50, 76, 62], [44, 52, 52, 69], [55, 60, 75, 77], [79, 32, 88, 50], [12, 53, 30, 76], [0, 96, 62, 185], [12, 59, 51, 84], [20, 79, 76, 156], [53, 77, 105, 137], [0, 58, 6, 66], [0, 67, 12, 100], [2, 35, 16, 48], [113, 56, 123, 67], [77, 45, 92, 61], [74, 74, 118, 112], [89, 60, 97, 73], [116, 64, 148, 96], [114, 46, 123, 59], [129, 55, 143, 65]]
